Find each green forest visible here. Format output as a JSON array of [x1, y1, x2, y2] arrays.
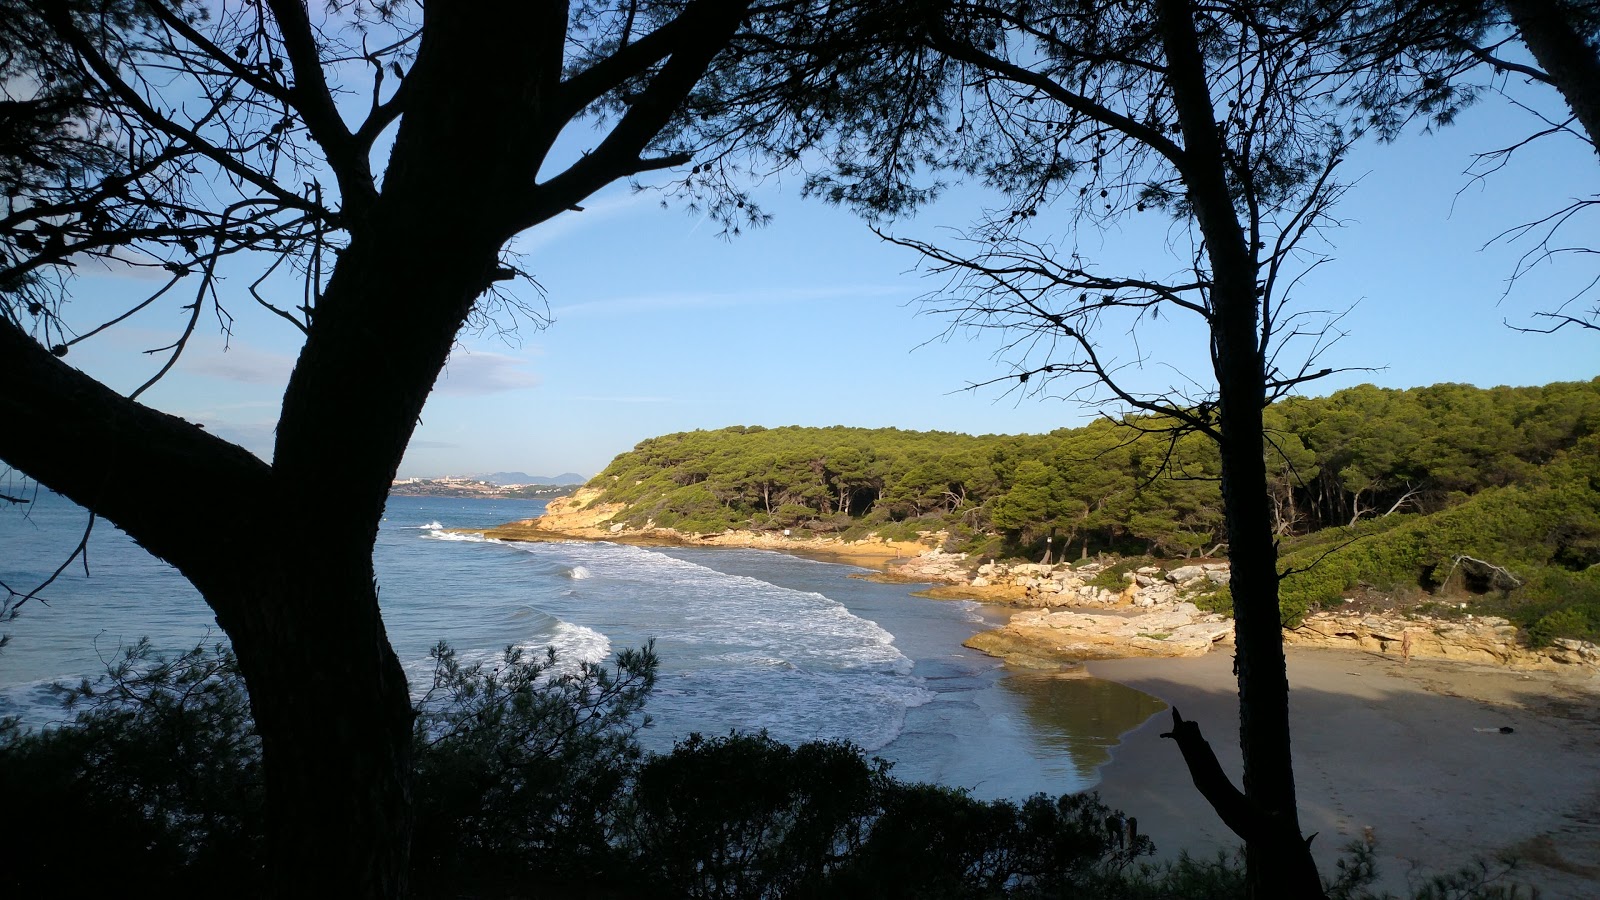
[[585, 379, 1600, 638]]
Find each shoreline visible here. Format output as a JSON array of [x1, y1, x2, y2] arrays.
[[484, 505, 1600, 894]]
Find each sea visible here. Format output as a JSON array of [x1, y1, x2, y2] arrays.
[[0, 492, 1164, 800]]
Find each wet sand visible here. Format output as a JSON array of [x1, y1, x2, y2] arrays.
[[1085, 648, 1600, 897]]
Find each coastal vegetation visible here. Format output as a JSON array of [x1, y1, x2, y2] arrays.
[[581, 378, 1600, 640], [0, 640, 1153, 896], [0, 641, 1527, 899]]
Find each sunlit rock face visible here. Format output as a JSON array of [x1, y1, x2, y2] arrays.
[[967, 602, 1235, 666], [1284, 612, 1600, 671]]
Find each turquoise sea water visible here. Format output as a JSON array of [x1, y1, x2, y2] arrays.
[[1, 492, 1160, 799]]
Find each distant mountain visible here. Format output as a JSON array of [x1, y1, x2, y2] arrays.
[[479, 471, 587, 486]]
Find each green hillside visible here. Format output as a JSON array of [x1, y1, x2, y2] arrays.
[[582, 380, 1600, 638]]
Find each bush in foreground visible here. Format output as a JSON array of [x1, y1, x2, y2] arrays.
[[0, 642, 1539, 897]]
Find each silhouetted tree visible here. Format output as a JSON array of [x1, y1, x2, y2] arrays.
[[0, 0, 789, 893], [739, 0, 1400, 894]]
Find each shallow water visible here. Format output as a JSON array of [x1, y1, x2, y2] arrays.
[[1, 492, 1162, 799]]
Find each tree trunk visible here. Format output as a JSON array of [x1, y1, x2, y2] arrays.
[[1153, 0, 1324, 896], [2, 1, 754, 894], [1504, 0, 1600, 156], [213, 559, 414, 896]]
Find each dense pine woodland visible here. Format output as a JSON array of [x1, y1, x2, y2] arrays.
[[588, 380, 1600, 639]]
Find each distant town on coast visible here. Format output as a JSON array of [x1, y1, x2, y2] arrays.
[[389, 472, 586, 499]]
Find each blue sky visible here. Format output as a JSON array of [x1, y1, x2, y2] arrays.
[[55, 80, 1600, 479]]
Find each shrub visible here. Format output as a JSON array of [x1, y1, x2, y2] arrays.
[[0, 642, 1546, 898], [0, 640, 262, 892], [1193, 583, 1233, 616], [0, 640, 1149, 897], [409, 640, 657, 891], [1089, 557, 1153, 592]]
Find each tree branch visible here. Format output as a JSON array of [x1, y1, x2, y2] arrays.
[[1160, 707, 1263, 842], [0, 320, 273, 591], [263, 0, 379, 215], [534, 0, 754, 221]]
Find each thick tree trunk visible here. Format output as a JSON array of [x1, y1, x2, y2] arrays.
[[2, 2, 751, 894], [1504, 0, 1600, 156], [1153, 0, 1324, 896], [211, 559, 415, 896]]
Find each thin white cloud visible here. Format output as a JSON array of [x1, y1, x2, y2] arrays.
[[201, 421, 276, 459], [181, 344, 297, 385], [509, 191, 654, 254], [435, 349, 541, 396], [550, 283, 910, 319], [572, 395, 673, 404]]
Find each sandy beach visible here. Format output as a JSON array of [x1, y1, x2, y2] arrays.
[[487, 501, 1600, 894], [1085, 648, 1600, 897]]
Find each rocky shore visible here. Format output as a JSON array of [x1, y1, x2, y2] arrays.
[[885, 553, 1239, 664], [892, 551, 1600, 673], [482, 490, 1600, 674], [476, 488, 931, 568]]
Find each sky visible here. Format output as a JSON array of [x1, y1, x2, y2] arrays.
[[49, 74, 1600, 480]]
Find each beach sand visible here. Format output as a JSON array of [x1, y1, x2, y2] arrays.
[[1084, 648, 1600, 897]]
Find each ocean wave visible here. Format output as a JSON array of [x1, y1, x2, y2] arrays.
[[510, 542, 912, 675], [421, 538, 926, 750], [643, 668, 935, 753], [547, 620, 611, 666], [0, 676, 83, 731], [957, 600, 987, 624], [423, 529, 502, 544], [416, 520, 444, 530]]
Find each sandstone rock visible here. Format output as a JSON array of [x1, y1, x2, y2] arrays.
[[1134, 573, 1155, 587], [1136, 566, 1161, 575], [1551, 638, 1600, 665], [1167, 565, 1205, 583], [1206, 570, 1231, 586], [970, 576, 990, 588], [964, 601, 1234, 664], [1285, 611, 1599, 671]]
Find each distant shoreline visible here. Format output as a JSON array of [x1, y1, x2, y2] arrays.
[[388, 486, 576, 501]]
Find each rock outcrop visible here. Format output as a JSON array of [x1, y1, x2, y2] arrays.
[[909, 558, 1238, 664], [966, 602, 1235, 667], [1285, 611, 1600, 671]]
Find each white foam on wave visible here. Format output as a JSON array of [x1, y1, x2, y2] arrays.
[[514, 541, 913, 675], [0, 675, 87, 731], [547, 620, 611, 666], [416, 520, 444, 530], [429, 537, 928, 750], [404, 619, 613, 697], [423, 529, 502, 544], [646, 668, 936, 753]]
